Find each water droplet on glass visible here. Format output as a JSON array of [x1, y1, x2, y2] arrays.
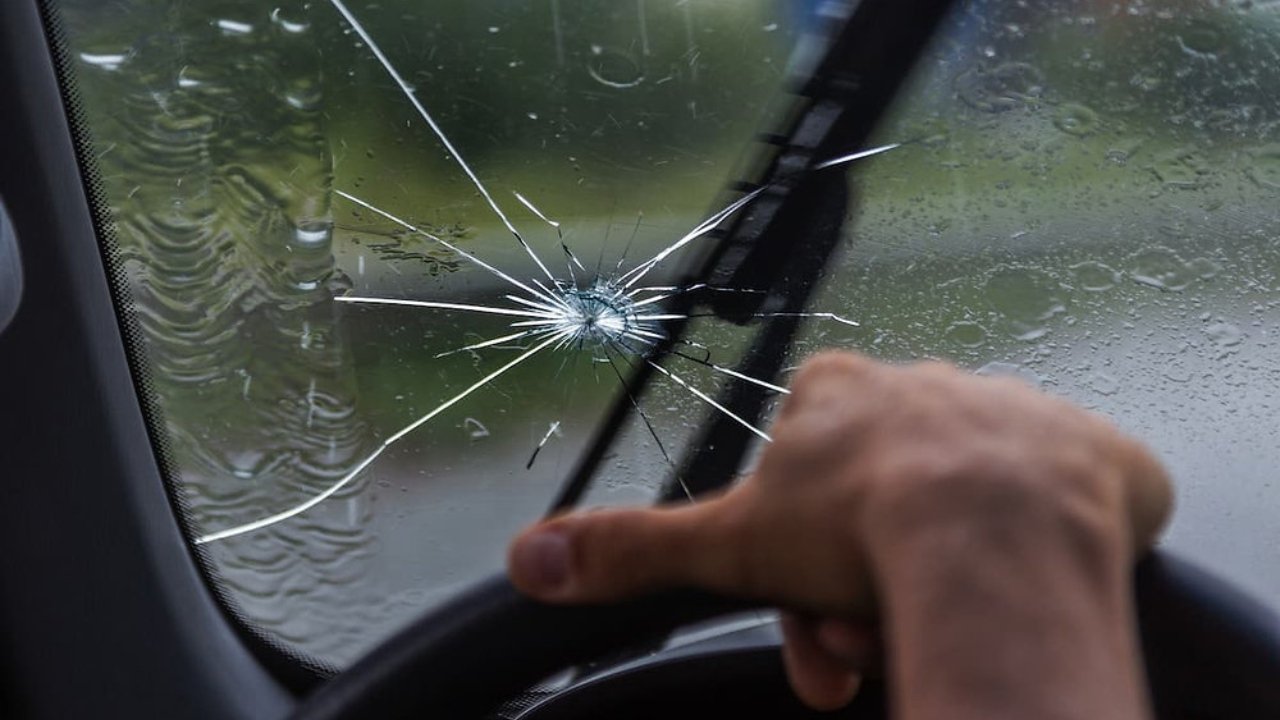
[[1187, 256, 1221, 280], [983, 266, 1066, 339], [975, 361, 1046, 387], [1087, 372, 1119, 396], [1053, 103, 1098, 136], [1204, 322, 1244, 347], [462, 418, 490, 439], [956, 62, 1043, 112], [176, 66, 204, 88], [1246, 144, 1280, 190], [1176, 24, 1225, 58], [1071, 260, 1120, 291], [1149, 148, 1206, 189], [79, 51, 129, 72], [944, 321, 988, 348], [326, 269, 354, 297], [215, 19, 254, 36], [294, 221, 332, 248], [1130, 246, 1193, 291], [270, 8, 310, 34], [284, 78, 323, 111], [586, 47, 644, 89]]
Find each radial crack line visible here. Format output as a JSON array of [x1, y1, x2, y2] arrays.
[[814, 142, 900, 170], [525, 420, 562, 470], [619, 143, 899, 290], [754, 311, 860, 327], [647, 360, 772, 442], [504, 294, 569, 315], [513, 191, 586, 275], [506, 292, 571, 315], [603, 348, 692, 500], [513, 191, 561, 231], [195, 446, 390, 545], [620, 187, 765, 289], [336, 190, 564, 309], [628, 283, 765, 298], [326, 0, 560, 283], [435, 329, 536, 358], [628, 285, 680, 295], [684, 310, 860, 327], [336, 296, 555, 319], [532, 279, 569, 307], [671, 351, 791, 395], [509, 319, 568, 328], [385, 331, 564, 445], [195, 332, 563, 544], [630, 293, 674, 308], [625, 328, 666, 342]]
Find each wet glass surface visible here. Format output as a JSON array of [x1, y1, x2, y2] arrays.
[[54, 0, 1280, 666]]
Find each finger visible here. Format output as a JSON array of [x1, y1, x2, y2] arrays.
[[779, 351, 878, 422], [814, 617, 880, 667], [780, 613, 863, 711], [1115, 437, 1175, 552], [507, 493, 753, 603]]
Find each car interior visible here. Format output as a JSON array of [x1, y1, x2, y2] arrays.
[[3, 0, 1280, 718]]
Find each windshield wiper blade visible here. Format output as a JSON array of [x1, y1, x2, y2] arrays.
[[695, 1, 950, 325], [550, 0, 958, 512]]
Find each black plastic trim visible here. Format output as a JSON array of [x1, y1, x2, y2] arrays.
[[0, 198, 22, 334]]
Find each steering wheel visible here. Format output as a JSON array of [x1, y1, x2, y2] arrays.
[[291, 550, 1280, 720]]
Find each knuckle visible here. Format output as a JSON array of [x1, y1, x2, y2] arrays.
[[907, 359, 963, 383], [792, 351, 874, 389], [780, 352, 881, 426]]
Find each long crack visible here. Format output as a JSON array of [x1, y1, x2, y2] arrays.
[[196, 1, 895, 544]]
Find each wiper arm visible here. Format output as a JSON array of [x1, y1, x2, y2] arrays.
[[696, 0, 954, 326], [551, 0, 958, 512], [661, 0, 960, 501]]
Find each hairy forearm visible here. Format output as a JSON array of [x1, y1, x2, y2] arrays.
[[873, 490, 1152, 720]]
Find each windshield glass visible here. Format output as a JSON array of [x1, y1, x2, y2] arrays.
[[53, 0, 1280, 668], [57, 0, 813, 665]]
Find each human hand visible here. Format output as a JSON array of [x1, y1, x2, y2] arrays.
[[508, 351, 1172, 717]]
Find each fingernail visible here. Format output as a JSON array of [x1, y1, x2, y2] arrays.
[[513, 529, 571, 592]]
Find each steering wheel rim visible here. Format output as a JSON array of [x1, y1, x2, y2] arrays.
[[290, 576, 755, 719], [290, 550, 1280, 720]]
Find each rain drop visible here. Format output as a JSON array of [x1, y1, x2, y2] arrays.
[[1071, 261, 1120, 292], [586, 47, 644, 89], [1130, 246, 1193, 291], [1053, 103, 1098, 137], [215, 19, 254, 36], [944, 321, 988, 348]]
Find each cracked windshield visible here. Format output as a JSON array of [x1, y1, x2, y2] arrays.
[[58, 0, 1280, 666]]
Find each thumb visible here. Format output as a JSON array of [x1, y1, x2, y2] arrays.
[[507, 495, 752, 603]]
